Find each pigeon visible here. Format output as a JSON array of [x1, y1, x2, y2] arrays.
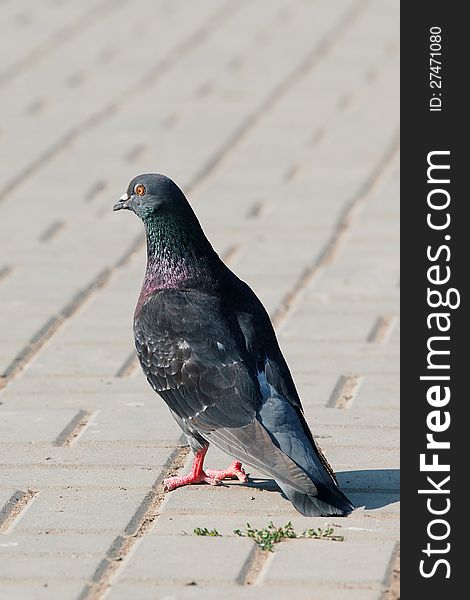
[[113, 174, 354, 517]]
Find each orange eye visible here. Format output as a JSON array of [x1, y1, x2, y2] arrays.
[[135, 184, 146, 196]]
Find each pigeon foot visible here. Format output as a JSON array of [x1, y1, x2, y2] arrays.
[[163, 471, 222, 492], [163, 448, 247, 491], [205, 461, 248, 483]]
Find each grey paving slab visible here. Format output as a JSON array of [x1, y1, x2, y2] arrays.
[[14, 486, 151, 533], [0, 554, 97, 580], [262, 538, 396, 585], [119, 535, 254, 585], [0, 531, 115, 556], [0, 581, 84, 600], [0, 408, 80, 442]]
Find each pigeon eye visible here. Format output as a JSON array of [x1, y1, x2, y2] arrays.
[[135, 184, 146, 196]]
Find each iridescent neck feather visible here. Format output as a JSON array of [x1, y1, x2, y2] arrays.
[[139, 212, 219, 300]]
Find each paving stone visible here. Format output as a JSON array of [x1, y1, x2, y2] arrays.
[[262, 538, 396, 586], [0, 531, 112, 557], [0, 555, 98, 581], [0, 409, 80, 443], [119, 535, 254, 585], [0, 581, 85, 599], [15, 486, 151, 534]]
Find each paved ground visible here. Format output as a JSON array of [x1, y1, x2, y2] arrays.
[[0, 1, 399, 598]]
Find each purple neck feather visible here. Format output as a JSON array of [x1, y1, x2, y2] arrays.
[[136, 214, 219, 310]]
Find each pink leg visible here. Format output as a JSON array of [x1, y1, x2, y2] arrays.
[[163, 449, 247, 492]]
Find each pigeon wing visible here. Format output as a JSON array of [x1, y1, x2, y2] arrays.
[[134, 289, 261, 431]]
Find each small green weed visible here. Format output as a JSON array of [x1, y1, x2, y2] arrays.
[[193, 527, 221, 537], [190, 522, 344, 550], [303, 526, 345, 542], [234, 521, 344, 551]]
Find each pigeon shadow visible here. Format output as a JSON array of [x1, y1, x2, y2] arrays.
[[336, 468, 400, 510], [244, 468, 400, 510]]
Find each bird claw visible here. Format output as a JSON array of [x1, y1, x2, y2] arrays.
[[163, 472, 221, 492], [163, 461, 247, 492], [205, 461, 248, 483], [205, 476, 222, 486]]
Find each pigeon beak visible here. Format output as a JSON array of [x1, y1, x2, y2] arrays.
[[113, 193, 131, 211]]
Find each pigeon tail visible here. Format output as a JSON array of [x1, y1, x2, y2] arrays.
[[204, 417, 354, 517], [276, 482, 353, 517], [255, 379, 355, 517]]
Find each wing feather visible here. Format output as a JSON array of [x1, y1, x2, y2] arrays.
[[134, 289, 260, 430]]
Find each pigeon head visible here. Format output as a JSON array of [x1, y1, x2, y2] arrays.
[[113, 173, 220, 292], [113, 173, 189, 221]]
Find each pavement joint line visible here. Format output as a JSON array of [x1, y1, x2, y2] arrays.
[[67, 70, 87, 89], [327, 375, 364, 409], [284, 163, 302, 183], [338, 91, 356, 111], [161, 112, 181, 131], [194, 80, 213, 99], [227, 54, 244, 73], [25, 97, 49, 116], [236, 543, 272, 586], [330, 445, 398, 453], [38, 219, 66, 243], [0, 268, 111, 392], [123, 143, 147, 163], [0, 264, 14, 283], [85, 180, 108, 203], [271, 130, 400, 331], [60, 269, 113, 319], [0, 316, 62, 389], [366, 66, 380, 84], [0, 489, 39, 534], [0, 442, 186, 451], [186, 0, 370, 193], [246, 199, 268, 219], [0, 577, 95, 585], [0, 0, 239, 204], [114, 233, 146, 269], [380, 541, 400, 600], [343, 488, 400, 495], [309, 126, 327, 146], [0, 0, 127, 87], [0, 464, 174, 473], [367, 315, 398, 344], [53, 409, 98, 447], [0, 438, 186, 448], [115, 353, 139, 378], [77, 440, 190, 600], [221, 243, 244, 266]]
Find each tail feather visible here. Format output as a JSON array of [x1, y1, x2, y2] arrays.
[[258, 393, 354, 516], [278, 483, 352, 517], [206, 423, 314, 492], [205, 416, 354, 517]]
